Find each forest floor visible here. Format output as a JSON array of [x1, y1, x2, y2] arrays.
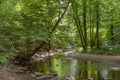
[[0, 62, 34, 80], [0, 62, 68, 80], [0, 64, 70, 80], [0, 50, 64, 80]]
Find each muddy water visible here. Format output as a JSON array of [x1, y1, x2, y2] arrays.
[[31, 55, 120, 80]]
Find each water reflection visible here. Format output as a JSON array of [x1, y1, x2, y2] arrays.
[[101, 69, 108, 80], [31, 55, 120, 80], [70, 60, 77, 80]]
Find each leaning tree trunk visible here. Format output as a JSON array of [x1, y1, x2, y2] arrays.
[[28, 0, 70, 58], [71, 0, 87, 51]]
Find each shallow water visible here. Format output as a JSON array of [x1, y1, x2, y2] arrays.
[[31, 54, 120, 80]]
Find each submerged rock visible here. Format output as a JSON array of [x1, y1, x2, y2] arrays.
[[30, 74, 36, 78], [31, 72, 43, 78]]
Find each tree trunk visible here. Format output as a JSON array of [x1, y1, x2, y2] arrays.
[[71, 0, 87, 51], [110, 20, 114, 44], [89, 1, 93, 49], [83, 0, 87, 50], [96, 0, 100, 48]]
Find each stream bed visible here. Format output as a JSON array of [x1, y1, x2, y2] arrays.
[[31, 54, 120, 80]]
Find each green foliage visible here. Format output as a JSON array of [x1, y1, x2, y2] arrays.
[[0, 56, 6, 68], [0, 52, 14, 68], [0, 34, 15, 66], [0, 0, 120, 67], [52, 25, 75, 48]]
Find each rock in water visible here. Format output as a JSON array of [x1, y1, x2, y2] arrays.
[[36, 75, 52, 80]]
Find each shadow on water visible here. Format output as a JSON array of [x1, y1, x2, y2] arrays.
[[31, 54, 120, 80]]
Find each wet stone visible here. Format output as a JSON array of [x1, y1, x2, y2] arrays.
[[15, 70, 24, 74], [36, 75, 53, 80], [30, 74, 36, 78], [34, 72, 43, 76]]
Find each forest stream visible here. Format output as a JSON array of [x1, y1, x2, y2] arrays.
[[0, 52, 120, 80], [31, 52, 120, 80]]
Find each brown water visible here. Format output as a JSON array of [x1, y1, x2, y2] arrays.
[[31, 54, 120, 80]]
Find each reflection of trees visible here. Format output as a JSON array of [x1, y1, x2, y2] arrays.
[[76, 61, 103, 80], [111, 70, 120, 80], [61, 59, 71, 77], [77, 61, 88, 80], [32, 56, 120, 80], [84, 61, 88, 80], [70, 60, 78, 80], [97, 71, 101, 80], [112, 71, 115, 80], [48, 56, 52, 66]]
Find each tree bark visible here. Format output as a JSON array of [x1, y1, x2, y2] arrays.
[[83, 0, 87, 50], [71, 0, 87, 51], [96, 0, 100, 48], [110, 20, 114, 44], [89, 1, 92, 49]]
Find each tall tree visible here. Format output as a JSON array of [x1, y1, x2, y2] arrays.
[[96, 0, 100, 48], [71, 0, 88, 51], [89, 0, 93, 49], [83, 0, 87, 50]]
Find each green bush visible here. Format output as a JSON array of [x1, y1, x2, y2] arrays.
[[0, 34, 15, 68]]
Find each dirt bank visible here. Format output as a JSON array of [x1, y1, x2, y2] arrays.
[[0, 65, 34, 80]]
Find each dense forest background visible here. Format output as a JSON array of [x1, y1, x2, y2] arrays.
[[0, 0, 120, 67]]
